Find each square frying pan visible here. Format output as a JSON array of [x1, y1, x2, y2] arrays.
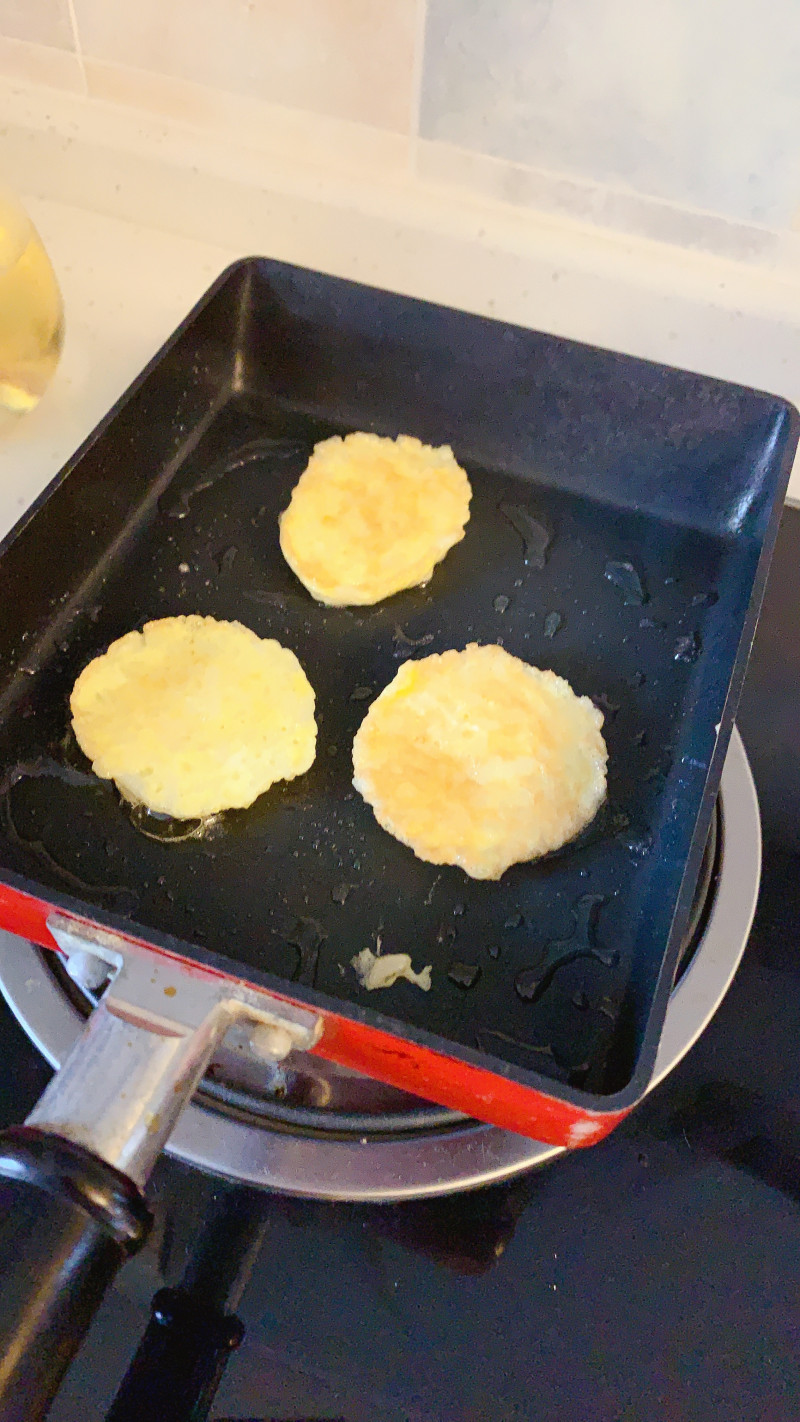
[[0, 257, 796, 1148]]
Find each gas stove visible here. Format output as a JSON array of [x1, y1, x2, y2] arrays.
[[0, 510, 797, 1421], [0, 726, 760, 1203]]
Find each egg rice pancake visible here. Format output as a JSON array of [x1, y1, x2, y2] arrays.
[[352, 644, 607, 880], [279, 431, 471, 605], [71, 614, 317, 819]]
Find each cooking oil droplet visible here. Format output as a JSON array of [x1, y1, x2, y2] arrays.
[[625, 829, 654, 857], [215, 545, 238, 574], [493, 595, 510, 613], [505, 911, 524, 929], [515, 968, 542, 1001], [604, 559, 647, 605], [674, 631, 701, 664], [331, 882, 353, 905], [2, 781, 138, 908], [499, 503, 552, 568], [125, 803, 208, 843], [593, 945, 620, 968], [628, 670, 646, 688], [349, 686, 373, 702], [164, 438, 302, 519], [594, 692, 620, 721], [544, 611, 562, 639], [487, 944, 501, 960], [393, 624, 434, 656], [692, 590, 719, 607], [421, 875, 442, 908], [681, 754, 707, 772], [285, 916, 326, 986], [448, 961, 481, 989]]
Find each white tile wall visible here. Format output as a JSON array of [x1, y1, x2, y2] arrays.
[[0, 0, 799, 248], [421, 0, 800, 227], [0, 0, 74, 50], [72, 0, 418, 132]]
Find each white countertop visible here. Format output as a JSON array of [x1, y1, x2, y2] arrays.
[[0, 198, 232, 542], [1, 178, 798, 548]]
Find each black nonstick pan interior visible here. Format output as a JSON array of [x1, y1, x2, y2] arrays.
[[0, 259, 795, 1105]]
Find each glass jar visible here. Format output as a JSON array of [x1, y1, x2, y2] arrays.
[[0, 188, 63, 416]]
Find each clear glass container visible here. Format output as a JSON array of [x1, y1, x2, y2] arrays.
[[0, 188, 63, 416]]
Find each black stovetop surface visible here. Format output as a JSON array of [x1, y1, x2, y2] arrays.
[[3, 509, 800, 1422]]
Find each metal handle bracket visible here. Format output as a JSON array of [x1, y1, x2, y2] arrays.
[[26, 915, 322, 1185]]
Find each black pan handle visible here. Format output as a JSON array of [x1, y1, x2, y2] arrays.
[[0, 1125, 151, 1422], [104, 1287, 244, 1422]]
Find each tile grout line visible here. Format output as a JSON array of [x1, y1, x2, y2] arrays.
[[64, 0, 88, 97], [408, 0, 428, 180], [414, 135, 800, 268]]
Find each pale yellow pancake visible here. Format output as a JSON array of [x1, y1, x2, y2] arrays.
[[352, 644, 607, 880], [279, 432, 472, 605], [71, 615, 316, 819]]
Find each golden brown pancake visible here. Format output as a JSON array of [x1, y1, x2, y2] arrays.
[[71, 615, 316, 819], [352, 644, 607, 880], [279, 431, 471, 605]]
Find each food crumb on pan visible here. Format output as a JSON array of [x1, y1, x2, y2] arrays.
[[352, 946, 432, 992]]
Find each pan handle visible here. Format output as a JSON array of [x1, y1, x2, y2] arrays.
[[106, 1186, 266, 1422], [0, 917, 322, 1421], [0, 1126, 151, 1422], [103, 1287, 243, 1422]]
